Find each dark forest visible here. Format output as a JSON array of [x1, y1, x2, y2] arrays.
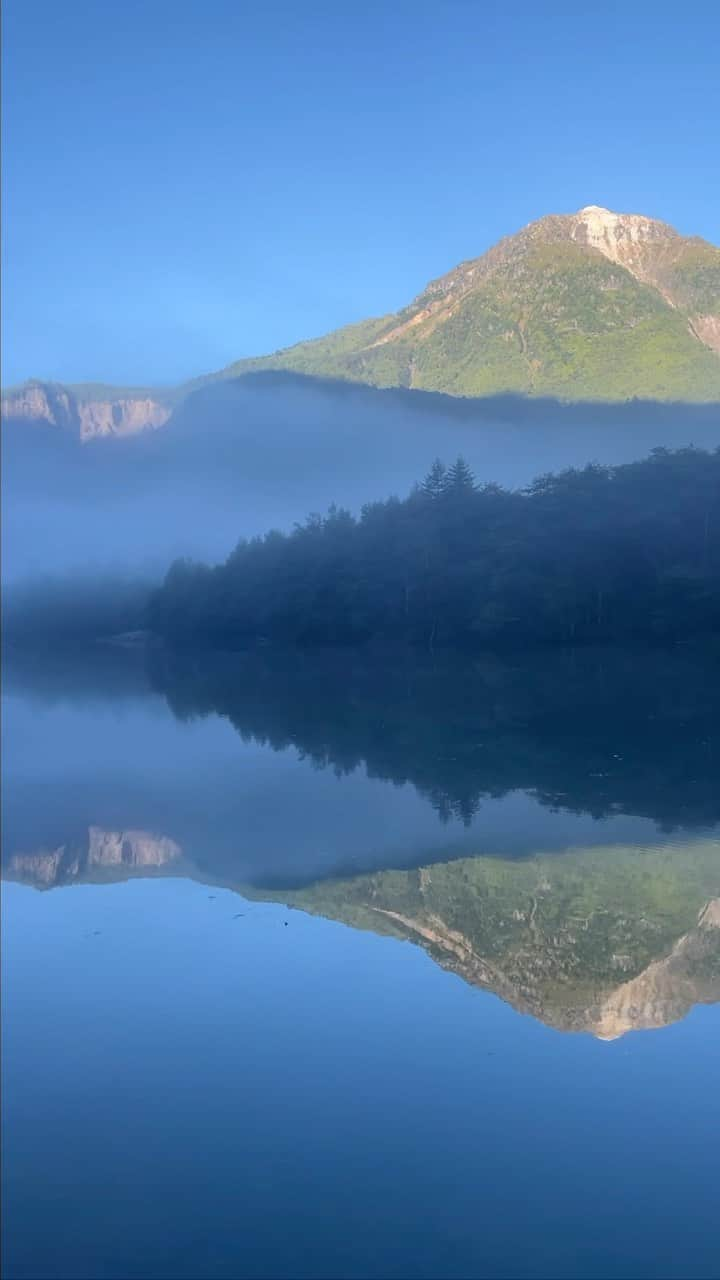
[[150, 447, 720, 648]]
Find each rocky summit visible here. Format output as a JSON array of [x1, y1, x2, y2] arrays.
[[3, 205, 720, 435]]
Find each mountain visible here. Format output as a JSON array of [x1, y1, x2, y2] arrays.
[[219, 206, 720, 401], [3, 205, 720, 436]]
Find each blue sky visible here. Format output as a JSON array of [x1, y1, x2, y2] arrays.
[[2, 0, 719, 387]]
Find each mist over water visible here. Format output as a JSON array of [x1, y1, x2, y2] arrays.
[[4, 374, 720, 1280], [5, 0, 720, 1270], [4, 375, 720, 581]]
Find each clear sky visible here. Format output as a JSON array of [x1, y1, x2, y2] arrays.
[[2, 0, 719, 388]]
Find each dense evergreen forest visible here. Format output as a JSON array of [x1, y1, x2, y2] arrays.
[[150, 448, 720, 647]]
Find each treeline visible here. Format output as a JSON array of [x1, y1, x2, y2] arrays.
[[149, 447, 720, 648]]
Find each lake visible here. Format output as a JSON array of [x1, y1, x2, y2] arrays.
[[2, 644, 719, 1279]]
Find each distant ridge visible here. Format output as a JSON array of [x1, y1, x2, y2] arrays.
[[3, 204, 719, 436]]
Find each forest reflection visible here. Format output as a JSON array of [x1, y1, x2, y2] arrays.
[[149, 644, 720, 831]]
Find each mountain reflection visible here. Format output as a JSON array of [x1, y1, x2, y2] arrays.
[[4, 643, 720, 1036], [6, 826, 719, 1038], [261, 844, 720, 1039]]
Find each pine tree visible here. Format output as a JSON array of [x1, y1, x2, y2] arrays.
[[446, 456, 477, 493], [421, 458, 448, 500]]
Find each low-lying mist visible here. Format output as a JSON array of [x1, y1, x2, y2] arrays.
[[4, 373, 719, 584]]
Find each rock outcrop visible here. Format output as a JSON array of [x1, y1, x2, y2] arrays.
[[591, 898, 720, 1039], [6, 827, 181, 886], [1, 381, 170, 439], [366, 895, 720, 1039]]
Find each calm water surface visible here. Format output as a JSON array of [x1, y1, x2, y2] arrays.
[[2, 647, 719, 1279]]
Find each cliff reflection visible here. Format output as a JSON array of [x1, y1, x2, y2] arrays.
[[6, 826, 180, 887]]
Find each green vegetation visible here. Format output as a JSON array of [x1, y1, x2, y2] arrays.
[[212, 228, 720, 402], [663, 241, 720, 315], [246, 840, 720, 1034], [215, 315, 396, 382], [130, 213, 718, 406], [150, 447, 720, 649], [65, 381, 175, 404], [2, 378, 174, 405], [6, 210, 719, 410], [258, 840, 720, 974]]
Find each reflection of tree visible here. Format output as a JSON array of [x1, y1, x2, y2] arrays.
[[150, 645, 720, 831]]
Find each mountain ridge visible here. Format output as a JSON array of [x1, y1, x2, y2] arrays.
[[217, 205, 720, 400], [3, 204, 720, 435]]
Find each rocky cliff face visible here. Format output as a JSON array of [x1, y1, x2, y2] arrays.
[[366, 894, 720, 1039], [1, 381, 170, 439], [563, 207, 720, 358], [75, 397, 170, 439], [568, 205, 680, 278], [87, 826, 180, 868], [591, 899, 720, 1039], [6, 827, 181, 886]]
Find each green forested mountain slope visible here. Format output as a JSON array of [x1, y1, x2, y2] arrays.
[[216, 206, 720, 401], [4, 206, 720, 428]]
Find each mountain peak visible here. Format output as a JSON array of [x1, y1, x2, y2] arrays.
[[574, 203, 659, 221], [573, 202, 671, 225], [4, 206, 719, 422], [566, 204, 681, 280]]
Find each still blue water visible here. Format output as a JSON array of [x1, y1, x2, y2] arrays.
[[2, 648, 719, 1279]]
